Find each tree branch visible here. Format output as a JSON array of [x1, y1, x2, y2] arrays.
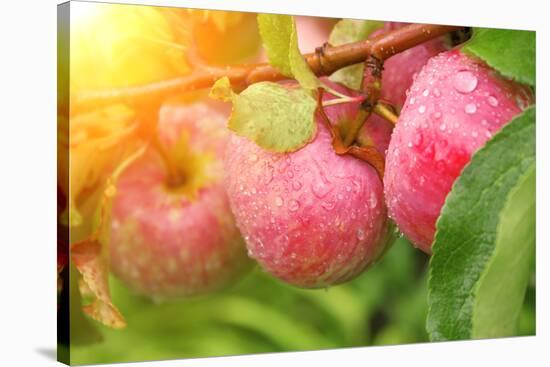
[[71, 23, 463, 114]]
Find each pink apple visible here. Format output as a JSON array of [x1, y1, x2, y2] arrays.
[[384, 49, 533, 253], [109, 102, 251, 299], [224, 81, 393, 288]]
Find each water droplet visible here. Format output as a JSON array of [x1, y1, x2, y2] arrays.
[[481, 119, 488, 126], [292, 181, 302, 191], [487, 95, 499, 107], [275, 196, 283, 206], [312, 181, 333, 198], [453, 70, 478, 93], [289, 200, 300, 212], [465, 103, 477, 114], [262, 166, 274, 185], [345, 185, 352, 192], [418, 105, 426, 114], [439, 124, 446, 131], [472, 131, 478, 138], [422, 89, 430, 97], [251, 187, 257, 194], [249, 154, 258, 162], [321, 200, 335, 211], [357, 228, 365, 240], [409, 97, 416, 105], [434, 111, 442, 119], [247, 248, 255, 258], [369, 192, 378, 208], [433, 88, 441, 97], [407, 141, 413, 148]]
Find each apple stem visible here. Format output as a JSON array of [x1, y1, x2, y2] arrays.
[[72, 24, 463, 114], [373, 102, 399, 124], [152, 132, 185, 187]]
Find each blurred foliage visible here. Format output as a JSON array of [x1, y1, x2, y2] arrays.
[[71, 237, 425, 364], [70, 235, 535, 364]]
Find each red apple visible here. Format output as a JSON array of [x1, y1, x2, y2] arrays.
[[109, 102, 251, 299], [224, 80, 393, 288]]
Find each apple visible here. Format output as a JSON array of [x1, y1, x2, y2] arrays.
[[384, 49, 533, 253], [224, 80, 393, 288], [109, 101, 252, 299]]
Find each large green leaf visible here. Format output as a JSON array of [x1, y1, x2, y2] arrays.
[[210, 77, 317, 152], [328, 19, 383, 90], [472, 167, 535, 338], [257, 14, 319, 90], [427, 106, 535, 341], [462, 28, 535, 87]]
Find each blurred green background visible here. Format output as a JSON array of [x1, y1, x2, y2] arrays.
[[68, 237, 535, 365]]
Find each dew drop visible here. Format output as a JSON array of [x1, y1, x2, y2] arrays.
[[249, 154, 258, 162], [369, 192, 378, 208], [465, 103, 477, 114], [321, 200, 335, 211], [357, 228, 365, 240], [418, 105, 426, 114], [481, 119, 488, 126], [422, 89, 430, 97], [289, 200, 300, 212], [434, 111, 442, 119], [409, 97, 416, 105], [453, 70, 478, 93], [407, 142, 413, 148], [487, 95, 499, 107], [439, 124, 446, 131], [433, 88, 441, 97], [292, 181, 302, 191], [275, 196, 283, 206], [472, 131, 478, 138]]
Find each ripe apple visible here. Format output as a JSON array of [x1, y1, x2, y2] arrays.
[[384, 49, 533, 253], [109, 101, 252, 299], [224, 80, 393, 288]]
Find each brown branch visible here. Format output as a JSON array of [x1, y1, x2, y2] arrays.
[[71, 23, 463, 114]]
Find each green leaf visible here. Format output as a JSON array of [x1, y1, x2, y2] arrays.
[[257, 14, 319, 90], [210, 78, 317, 152], [472, 166, 535, 338], [257, 14, 293, 77], [328, 19, 384, 90], [427, 107, 536, 341], [462, 28, 535, 87]]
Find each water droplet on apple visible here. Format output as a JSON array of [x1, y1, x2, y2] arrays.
[[275, 196, 283, 206], [465, 103, 477, 114], [453, 70, 478, 93], [292, 181, 302, 191], [487, 95, 499, 107], [321, 200, 335, 211], [357, 228, 365, 240], [249, 154, 258, 162], [418, 105, 426, 114], [422, 89, 430, 97], [289, 200, 300, 212], [433, 88, 441, 97], [312, 181, 333, 198]]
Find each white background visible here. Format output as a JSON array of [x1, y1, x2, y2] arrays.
[[0, 0, 548, 365]]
